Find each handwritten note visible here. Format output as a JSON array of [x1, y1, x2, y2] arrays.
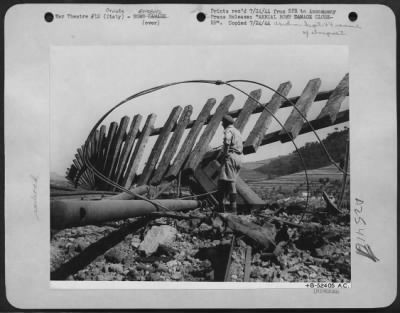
[[354, 198, 379, 262], [30, 174, 39, 220], [208, 7, 361, 38]]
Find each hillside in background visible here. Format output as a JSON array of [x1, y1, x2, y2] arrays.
[[251, 128, 349, 178], [241, 158, 275, 171]]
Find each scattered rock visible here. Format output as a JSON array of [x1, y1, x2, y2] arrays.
[[139, 225, 177, 256], [176, 220, 191, 233], [131, 237, 141, 249], [75, 270, 87, 280], [96, 274, 112, 281], [51, 193, 350, 283], [157, 263, 169, 272], [171, 272, 183, 280], [157, 244, 178, 256], [75, 238, 90, 252], [250, 267, 262, 278], [191, 218, 202, 228], [150, 272, 161, 281], [198, 223, 213, 234], [309, 265, 320, 272], [288, 264, 300, 273], [105, 248, 125, 263], [126, 270, 139, 280], [166, 260, 178, 268], [108, 263, 124, 273]]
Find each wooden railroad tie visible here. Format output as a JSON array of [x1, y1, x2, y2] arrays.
[[66, 74, 350, 208]]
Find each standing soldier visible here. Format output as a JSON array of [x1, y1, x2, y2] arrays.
[[217, 114, 243, 214]]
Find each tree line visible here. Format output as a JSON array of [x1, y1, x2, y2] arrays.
[[255, 128, 349, 178]]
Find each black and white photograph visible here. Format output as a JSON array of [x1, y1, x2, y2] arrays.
[[49, 45, 351, 283], [4, 3, 396, 309]]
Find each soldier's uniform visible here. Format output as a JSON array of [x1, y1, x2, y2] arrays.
[[218, 115, 243, 213], [219, 125, 243, 182]]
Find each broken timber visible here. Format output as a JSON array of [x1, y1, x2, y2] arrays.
[[185, 94, 235, 174], [279, 78, 321, 142], [122, 114, 157, 189], [219, 213, 276, 250], [245, 82, 292, 153], [151, 105, 193, 185], [194, 159, 265, 209], [65, 74, 350, 207], [166, 98, 216, 180], [138, 106, 182, 185], [112, 114, 142, 186]]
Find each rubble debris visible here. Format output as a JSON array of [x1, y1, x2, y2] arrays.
[[138, 225, 177, 256], [104, 247, 126, 264], [219, 213, 276, 250], [51, 195, 350, 282]]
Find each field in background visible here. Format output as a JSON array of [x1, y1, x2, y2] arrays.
[[240, 164, 350, 207]]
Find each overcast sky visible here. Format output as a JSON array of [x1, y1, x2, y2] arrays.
[[50, 45, 348, 175]]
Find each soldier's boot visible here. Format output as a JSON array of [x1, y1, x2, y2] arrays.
[[228, 193, 238, 214]]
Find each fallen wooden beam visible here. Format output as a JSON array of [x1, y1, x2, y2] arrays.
[[99, 122, 118, 189], [106, 116, 130, 179], [122, 114, 157, 189], [90, 130, 98, 159], [185, 95, 234, 174], [148, 88, 347, 137], [102, 121, 118, 172], [317, 73, 349, 123], [279, 78, 321, 142], [96, 125, 107, 165], [244, 82, 292, 153], [254, 109, 349, 151], [219, 213, 276, 250], [234, 89, 262, 133], [138, 106, 182, 185], [166, 98, 216, 180], [197, 159, 265, 207], [72, 159, 89, 188], [112, 114, 142, 185], [151, 105, 193, 185], [78, 147, 96, 188], [75, 152, 94, 188], [93, 125, 107, 188]]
